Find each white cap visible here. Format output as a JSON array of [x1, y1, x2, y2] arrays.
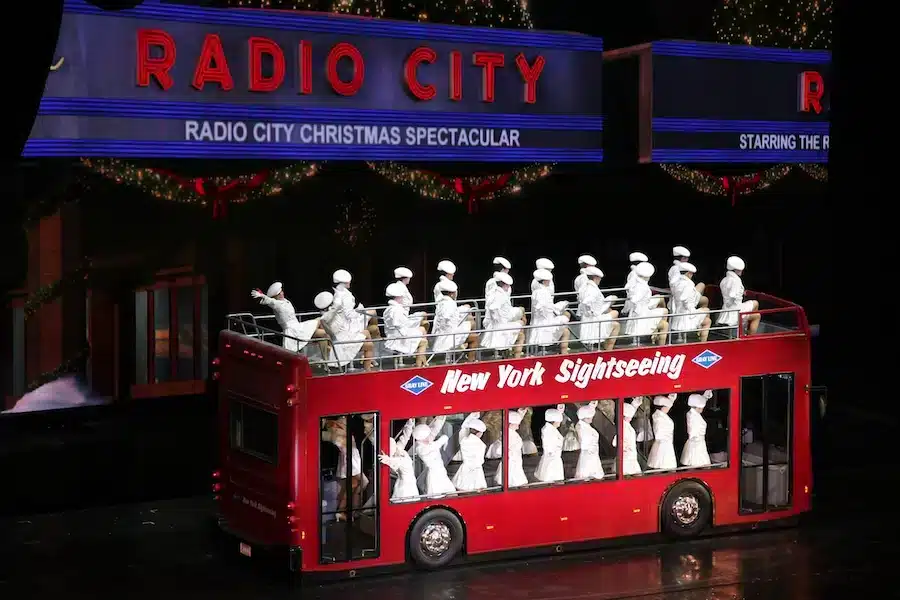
[[438, 279, 458, 293], [493, 256, 511, 269], [678, 262, 697, 273], [727, 256, 745, 271], [623, 403, 637, 419], [467, 418, 486, 433], [673, 246, 691, 258], [496, 272, 513, 286], [437, 260, 456, 274], [577, 404, 596, 420], [413, 424, 432, 441], [394, 267, 413, 279], [629, 252, 648, 263], [688, 390, 714, 408], [631, 397, 644, 407], [313, 291, 334, 310], [584, 266, 603, 278], [533, 268, 553, 282], [385, 282, 406, 298], [509, 411, 524, 426], [535, 258, 554, 270], [544, 408, 563, 423], [635, 262, 655, 278], [332, 269, 352, 284], [266, 281, 283, 297], [653, 393, 678, 407], [578, 255, 597, 266]]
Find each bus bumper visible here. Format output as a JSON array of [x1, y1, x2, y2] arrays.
[[215, 515, 302, 575]]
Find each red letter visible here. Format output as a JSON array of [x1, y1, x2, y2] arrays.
[[515, 53, 545, 104], [472, 51, 504, 103], [798, 70, 824, 114], [248, 37, 285, 93], [298, 41, 312, 95], [325, 42, 365, 96], [136, 28, 176, 90], [404, 47, 437, 101], [192, 34, 234, 91], [449, 51, 462, 101]]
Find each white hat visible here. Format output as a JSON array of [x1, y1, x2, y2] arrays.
[[533, 268, 553, 282], [629, 252, 648, 263], [678, 262, 697, 273], [437, 260, 456, 274], [584, 266, 603, 278], [467, 418, 486, 432], [385, 282, 406, 298], [726, 256, 745, 271], [413, 424, 433, 441], [266, 281, 283, 297], [577, 404, 596, 420], [493, 256, 511, 269], [438, 279, 458, 293], [578, 255, 597, 266], [313, 291, 334, 309], [332, 269, 352, 284], [544, 408, 563, 423], [673, 246, 691, 258], [688, 390, 714, 408], [623, 403, 637, 419], [492, 271, 503, 281], [635, 262, 655, 278], [653, 393, 678, 407], [509, 411, 524, 426], [394, 266, 413, 279], [535, 258, 554, 270], [631, 397, 644, 407], [496, 272, 513, 286]]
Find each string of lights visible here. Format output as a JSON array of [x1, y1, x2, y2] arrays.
[[334, 194, 377, 246], [797, 163, 828, 182], [713, 0, 832, 49], [368, 162, 553, 202], [659, 164, 793, 197]]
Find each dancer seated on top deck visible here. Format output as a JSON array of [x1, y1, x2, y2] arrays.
[[528, 268, 571, 353], [481, 272, 527, 358], [391, 266, 428, 331], [624, 262, 669, 346], [431, 279, 480, 361], [250, 281, 327, 355], [670, 262, 712, 342], [323, 269, 376, 370], [383, 282, 429, 367], [715, 256, 761, 335], [576, 266, 620, 350]]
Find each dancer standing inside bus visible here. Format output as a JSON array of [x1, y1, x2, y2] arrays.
[[413, 420, 457, 496], [647, 394, 679, 470], [452, 414, 488, 492], [681, 391, 714, 467], [574, 401, 604, 480], [494, 409, 529, 487], [535, 406, 566, 483]]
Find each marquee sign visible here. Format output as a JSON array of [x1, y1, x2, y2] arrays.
[[24, 0, 604, 162], [605, 41, 829, 164]]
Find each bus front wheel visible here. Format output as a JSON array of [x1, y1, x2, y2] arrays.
[[408, 508, 464, 570], [661, 480, 712, 538]]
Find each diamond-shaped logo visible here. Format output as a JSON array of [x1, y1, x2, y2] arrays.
[[401, 375, 433, 396], [692, 349, 722, 369]]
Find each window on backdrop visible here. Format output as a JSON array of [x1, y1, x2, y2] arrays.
[[625, 388, 731, 478]]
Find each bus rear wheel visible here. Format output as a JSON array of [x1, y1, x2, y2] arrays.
[[408, 508, 464, 570], [661, 480, 712, 539]]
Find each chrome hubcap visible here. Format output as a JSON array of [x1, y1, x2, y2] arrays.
[[672, 494, 700, 525], [420, 521, 452, 557]]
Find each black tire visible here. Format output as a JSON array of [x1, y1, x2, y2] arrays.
[[661, 480, 712, 539], [408, 508, 464, 570]]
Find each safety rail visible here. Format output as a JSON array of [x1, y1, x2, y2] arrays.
[[225, 285, 808, 377]]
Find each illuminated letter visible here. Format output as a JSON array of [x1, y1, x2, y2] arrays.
[[298, 41, 313, 95], [248, 37, 285, 93], [472, 51, 505, 103], [136, 28, 176, 90], [798, 70, 824, 114], [192, 34, 234, 91], [449, 51, 463, 101], [515, 53, 545, 104], [325, 42, 365, 96], [404, 46, 437, 101]]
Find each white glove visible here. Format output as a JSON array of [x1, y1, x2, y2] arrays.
[[250, 289, 265, 299]]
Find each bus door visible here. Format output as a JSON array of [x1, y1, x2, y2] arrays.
[[318, 411, 380, 564], [738, 374, 794, 513]]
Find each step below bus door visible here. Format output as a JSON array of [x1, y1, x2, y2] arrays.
[[738, 374, 794, 513]]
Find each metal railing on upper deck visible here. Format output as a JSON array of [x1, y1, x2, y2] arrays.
[[224, 284, 809, 377]]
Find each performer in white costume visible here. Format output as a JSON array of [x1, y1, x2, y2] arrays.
[[531, 258, 556, 294], [382, 282, 428, 367], [670, 262, 712, 342], [573, 254, 597, 298], [614, 402, 643, 476], [715, 256, 761, 335], [624, 262, 669, 345], [325, 269, 375, 370], [392, 267, 415, 306], [451, 414, 488, 491], [413, 419, 457, 496], [250, 282, 323, 353], [647, 394, 679, 470], [493, 409, 529, 487], [667, 246, 692, 287], [576, 266, 620, 350], [485, 257, 511, 298], [322, 418, 366, 521], [379, 428, 420, 501], [528, 268, 571, 352], [622, 251, 648, 316], [431, 279, 479, 360], [574, 401, 605, 480], [681, 390, 714, 467], [534, 407, 566, 482], [481, 272, 526, 356]]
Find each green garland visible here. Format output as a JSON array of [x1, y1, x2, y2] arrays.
[[22, 265, 91, 320], [26, 345, 90, 393]]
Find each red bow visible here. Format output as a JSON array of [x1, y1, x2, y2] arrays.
[[442, 174, 512, 214], [721, 173, 761, 206], [151, 169, 270, 219]]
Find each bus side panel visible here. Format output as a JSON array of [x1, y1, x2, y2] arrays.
[[218, 330, 308, 547]]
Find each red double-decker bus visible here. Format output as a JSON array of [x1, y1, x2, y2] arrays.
[[213, 284, 814, 579]]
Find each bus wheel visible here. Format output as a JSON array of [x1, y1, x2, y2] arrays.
[[661, 480, 712, 539], [408, 508, 464, 570]]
